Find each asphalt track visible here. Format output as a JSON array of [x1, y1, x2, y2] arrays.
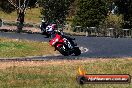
[[0, 32, 132, 60]]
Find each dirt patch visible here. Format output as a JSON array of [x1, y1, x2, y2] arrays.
[[0, 58, 132, 69], [0, 25, 41, 33]]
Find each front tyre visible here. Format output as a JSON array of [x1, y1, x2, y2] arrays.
[[57, 45, 69, 56], [73, 47, 81, 56]]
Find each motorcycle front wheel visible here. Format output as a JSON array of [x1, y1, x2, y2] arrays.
[[57, 45, 69, 56], [73, 47, 81, 56]]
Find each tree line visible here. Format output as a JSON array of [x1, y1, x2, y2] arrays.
[[0, 0, 132, 30]]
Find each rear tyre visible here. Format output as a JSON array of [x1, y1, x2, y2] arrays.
[[57, 46, 69, 56], [41, 32, 45, 35], [41, 30, 47, 35], [41, 31, 50, 38], [45, 33, 51, 38], [73, 47, 81, 56]]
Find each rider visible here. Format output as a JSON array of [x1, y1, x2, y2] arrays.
[[53, 20, 77, 45], [46, 22, 57, 38], [55, 19, 76, 46], [47, 19, 76, 45]]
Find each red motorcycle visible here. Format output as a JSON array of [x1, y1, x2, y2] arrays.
[[49, 32, 81, 56]]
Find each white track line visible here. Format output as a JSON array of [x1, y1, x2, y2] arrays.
[[79, 46, 89, 53]]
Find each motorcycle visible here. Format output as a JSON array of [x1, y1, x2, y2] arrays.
[[49, 31, 81, 56]]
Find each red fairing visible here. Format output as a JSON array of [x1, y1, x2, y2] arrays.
[[57, 37, 64, 47], [49, 34, 64, 47]]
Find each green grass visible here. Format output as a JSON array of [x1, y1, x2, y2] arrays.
[[0, 37, 57, 58], [0, 59, 131, 88], [0, 8, 42, 24]]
